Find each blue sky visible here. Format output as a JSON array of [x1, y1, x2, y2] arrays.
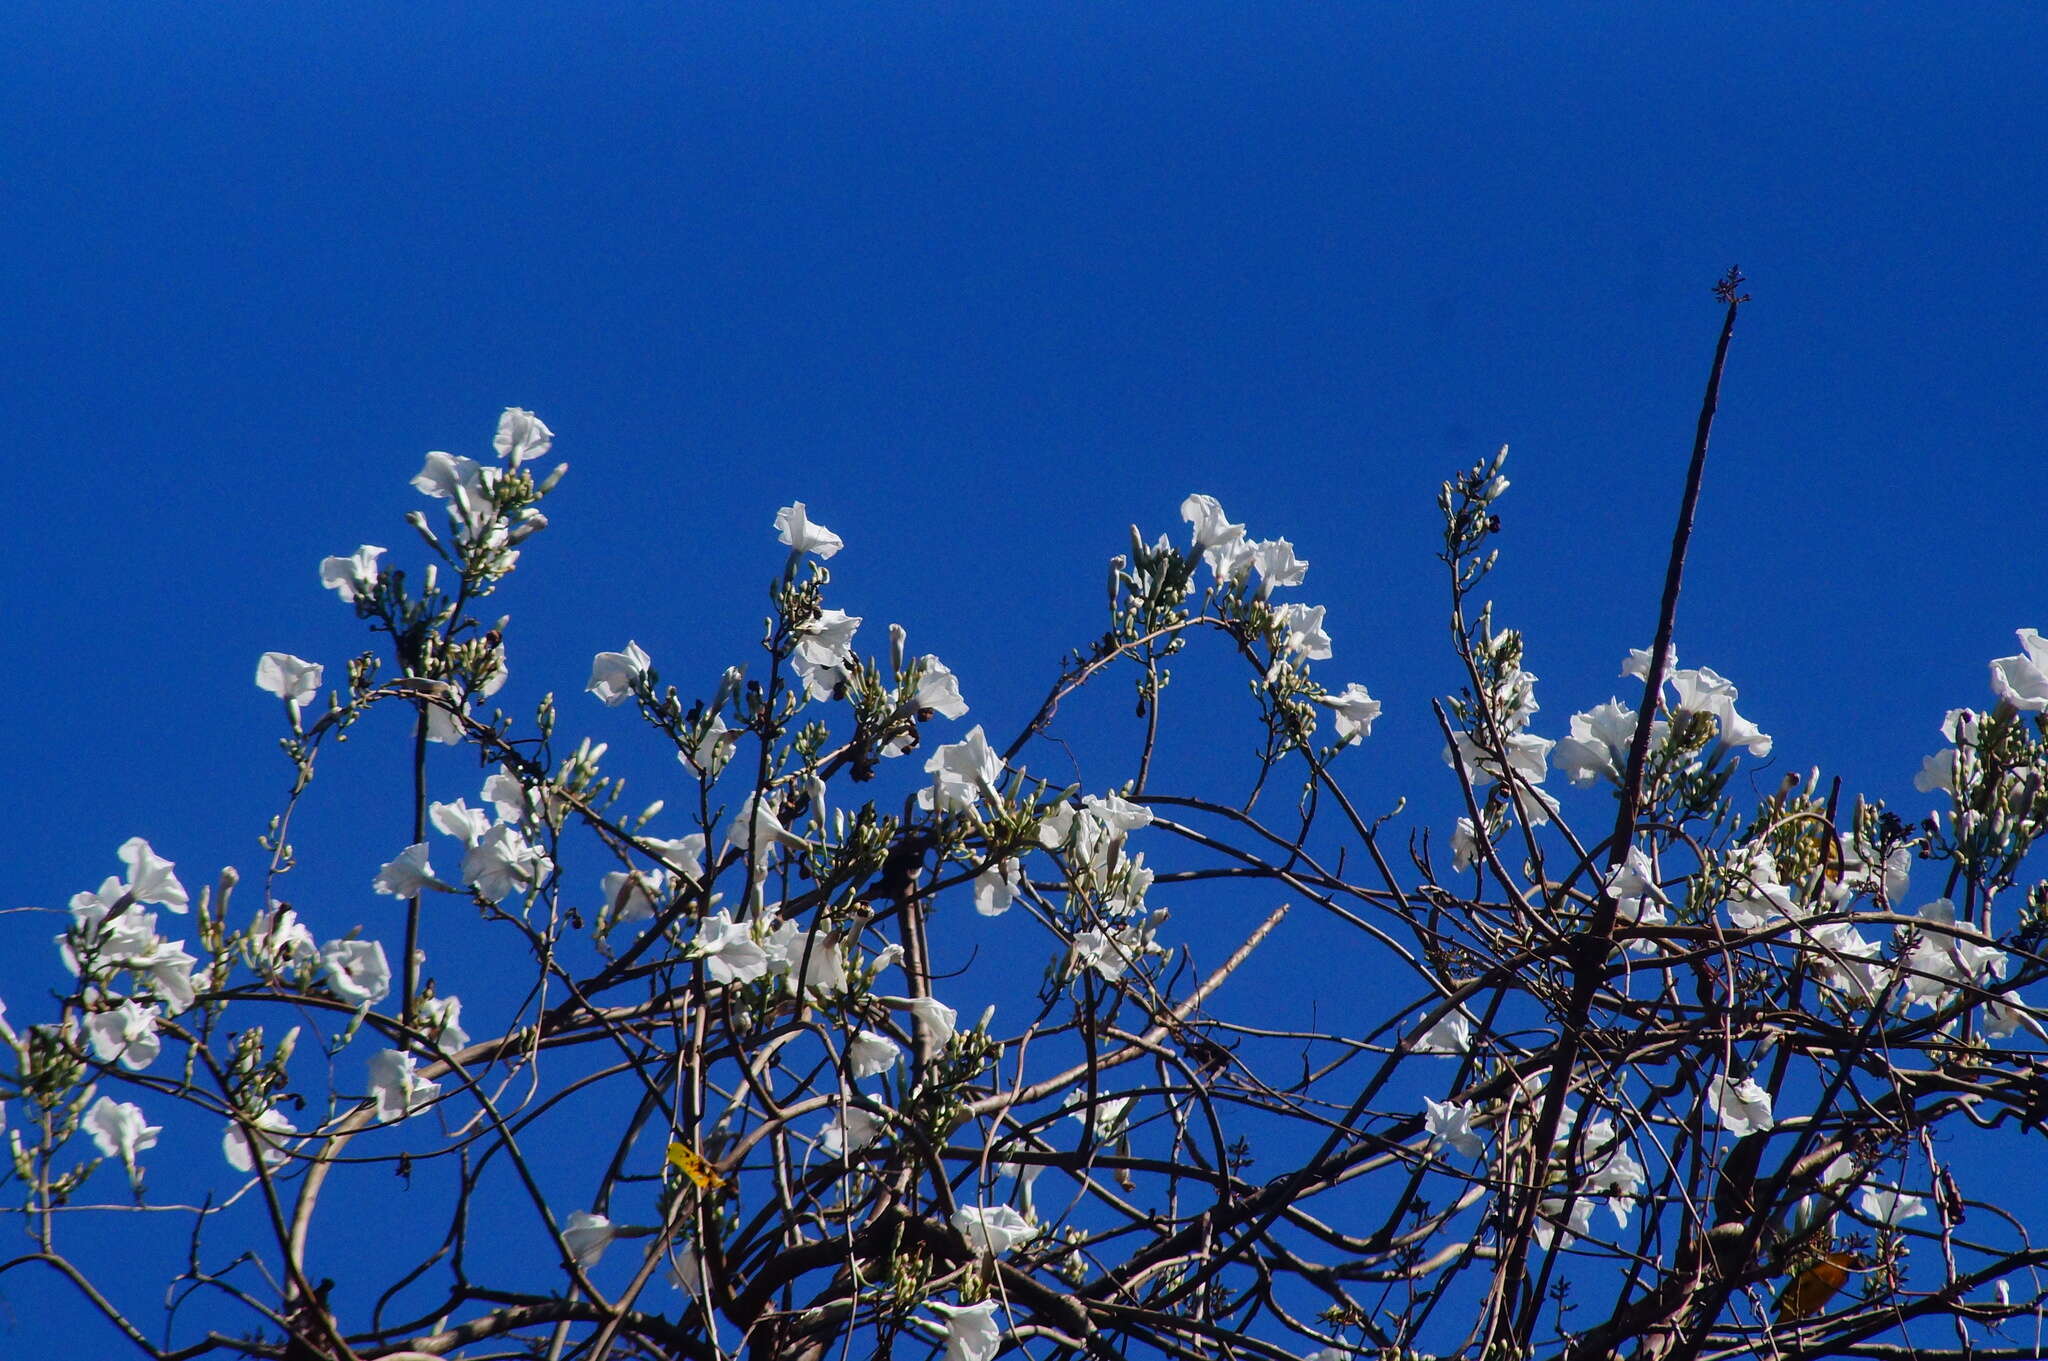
[[6, 4, 2048, 1351]]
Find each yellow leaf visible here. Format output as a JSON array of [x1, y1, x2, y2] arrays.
[[667, 1141, 728, 1192]]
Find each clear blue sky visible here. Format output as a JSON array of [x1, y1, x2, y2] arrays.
[[6, 3, 2047, 1351]]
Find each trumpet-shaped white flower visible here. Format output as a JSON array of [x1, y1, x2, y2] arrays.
[[1411, 1009, 1472, 1055], [493, 407, 553, 467], [775, 501, 844, 559], [908, 995, 959, 1049], [367, 1049, 441, 1121], [1858, 1186, 1928, 1226], [372, 843, 439, 898], [1424, 1097, 1484, 1159], [413, 452, 491, 530], [84, 999, 161, 1071], [117, 838, 189, 913], [255, 652, 325, 705], [821, 1106, 884, 1155], [1903, 898, 2008, 1010], [1706, 1075, 1774, 1136], [223, 1107, 297, 1172], [688, 912, 770, 985], [462, 823, 552, 901], [847, 1029, 901, 1079], [974, 859, 1023, 916], [953, 1204, 1038, 1256], [1318, 683, 1382, 742], [1990, 629, 2048, 711], [319, 544, 387, 603], [1807, 920, 1884, 999], [920, 725, 1003, 814], [928, 1300, 1001, 1361], [637, 834, 705, 886], [563, 1211, 616, 1268], [1450, 816, 1482, 872], [1277, 602, 1333, 661], [1552, 699, 1639, 787], [1669, 666, 1772, 758], [244, 907, 317, 975], [85, 1095, 160, 1167], [1248, 537, 1308, 600], [601, 868, 668, 923], [911, 654, 969, 718], [320, 938, 392, 1007], [1181, 493, 1254, 579], [587, 642, 650, 706], [418, 993, 469, 1051], [129, 938, 199, 1014]]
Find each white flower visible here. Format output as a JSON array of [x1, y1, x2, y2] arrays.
[[1903, 898, 2008, 1009], [493, 407, 554, 467], [1277, 603, 1333, 661], [1914, 749, 1957, 794], [418, 993, 469, 1051], [1552, 700, 1638, 787], [1622, 644, 1677, 681], [911, 655, 970, 719], [1411, 1009, 1472, 1055], [367, 1049, 441, 1121], [601, 868, 668, 923], [795, 608, 862, 672], [563, 1211, 616, 1268], [587, 642, 651, 706], [1068, 1092, 1134, 1141], [319, 544, 387, 603], [953, 1204, 1038, 1256], [1067, 914, 1168, 981], [1857, 1186, 1928, 1226], [1706, 1075, 1774, 1137], [1424, 1097, 1484, 1159], [1181, 493, 1245, 553], [1605, 847, 1669, 950], [1669, 666, 1772, 758], [1446, 730, 1554, 788], [118, 837, 189, 912], [775, 501, 844, 559], [429, 797, 493, 846], [848, 1030, 901, 1079], [1807, 920, 1884, 999], [372, 843, 440, 898], [1990, 629, 2048, 711], [320, 938, 392, 1007], [85, 1096, 160, 1166], [640, 834, 706, 884], [691, 913, 772, 986], [680, 713, 741, 778], [929, 1299, 1002, 1361], [129, 938, 200, 1014], [1724, 846, 1801, 931], [909, 996, 959, 1050], [722, 794, 806, 872], [412, 452, 492, 530], [920, 725, 1003, 814], [821, 1106, 884, 1155], [84, 1000, 161, 1071], [243, 908, 315, 970], [462, 823, 552, 901], [1249, 537, 1309, 597], [1534, 1194, 1595, 1251], [223, 1107, 297, 1173], [255, 652, 325, 705], [973, 859, 1023, 916], [1317, 683, 1382, 742], [1450, 817, 1482, 873]]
